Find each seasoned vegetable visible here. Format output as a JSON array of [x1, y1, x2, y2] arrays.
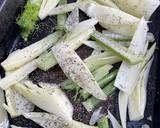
[[114, 18, 148, 94], [37, 19, 97, 71], [112, 0, 160, 19], [80, 69, 118, 100], [14, 82, 73, 120], [3, 86, 34, 118], [0, 60, 37, 90], [83, 81, 116, 111], [52, 43, 106, 100], [91, 31, 142, 64], [65, 7, 79, 31], [78, 0, 140, 37], [39, 0, 60, 19], [23, 112, 98, 128], [16, 0, 42, 40], [48, 3, 77, 17], [1, 31, 62, 71]]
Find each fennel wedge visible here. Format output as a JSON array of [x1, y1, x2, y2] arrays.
[[52, 43, 106, 100], [114, 18, 148, 94]]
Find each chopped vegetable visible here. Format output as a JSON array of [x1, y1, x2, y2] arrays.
[[91, 31, 142, 64], [37, 19, 97, 71], [0, 89, 9, 128], [102, 30, 131, 42], [98, 116, 109, 128], [114, 18, 148, 94], [65, 7, 79, 31], [1, 31, 62, 71], [0, 60, 37, 90], [118, 91, 128, 128], [16, 0, 42, 40], [83, 81, 116, 111], [128, 58, 153, 121], [89, 107, 104, 125], [52, 43, 106, 100], [95, 0, 119, 9], [56, 0, 67, 31], [93, 64, 112, 81], [46, 3, 77, 18], [108, 110, 121, 128], [78, 1, 140, 37], [3, 86, 34, 118], [23, 112, 98, 128], [39, 0, 60, 19], [80, 69, 118, 100], [82, 41, 104, 51], [14, 82, 73, 120], [112, 0, 160, 19]]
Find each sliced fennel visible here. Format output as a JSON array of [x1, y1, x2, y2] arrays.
[[3, 86, 34, 118], [102, 30, 130, 42], [78, 0, 140, 37], [49, 3, 77, 17], [14, 82, 73, 120], [37, 28, 95, 71], [52, 43, 106, 100], [65, 7, 79, 31], [0, 89, 9, 128], [128, 58, 153, 121], [37, 19, 97, 71], [23, 112, 98, 128], [82, 40, 104, 51], [91, 31, 142, 64], [0, 60, 37, 90], [93, 64, 112, 81], [1, 31, 62, 71], [114, 18, 148, 94], [39, 0, 60, 19], [118, 91, 128, 128], [56, 0, 67, 31], [108, 110, 122, 128], [95, 0, 119, 9], [112, 0, 160, 20]]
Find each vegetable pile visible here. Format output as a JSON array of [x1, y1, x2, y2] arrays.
[[0, 0, 159, 127]]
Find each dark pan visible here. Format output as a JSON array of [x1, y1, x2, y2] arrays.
[[0, 0, 160, 128]]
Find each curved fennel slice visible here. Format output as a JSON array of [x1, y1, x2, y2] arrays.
[[114, 18, 148, 94], [1, 31, 62, 71], [23, 112, 98, 128], [78, 0, 140, 37], [0, 89, 9, 128], [13, 82, 73, 121], [128, 58, 154, 121], [52, 43, 106, 100], [65, 7, 79, 32], [0, 60, 37, 90], [3, 86, 34, 118]]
